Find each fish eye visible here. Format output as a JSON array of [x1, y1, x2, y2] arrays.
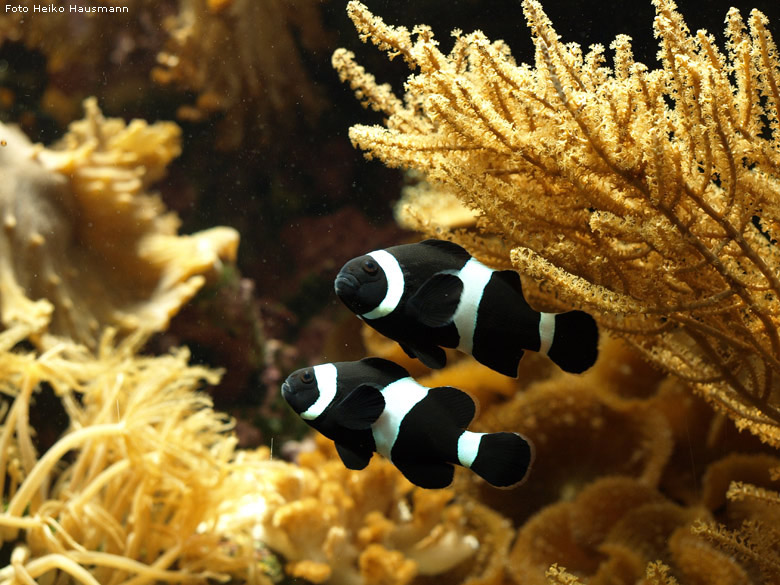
[[362, 258, 378, 275], [300, 370, 314, 384]]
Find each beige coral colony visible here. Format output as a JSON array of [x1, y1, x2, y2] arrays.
[[1, 0, 780, 583]]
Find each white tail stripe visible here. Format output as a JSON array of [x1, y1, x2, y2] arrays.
[[453, 258, 493, 354], [372, 377, 428, 461], [457, 432, 485, 468], [301, 363, 338, 420], [361, 250, 405, 319], [538, 312, 556, 355]]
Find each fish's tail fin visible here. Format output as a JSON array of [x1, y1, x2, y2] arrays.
[[461, 431, 534, 488], [546, 310, 599, 373]]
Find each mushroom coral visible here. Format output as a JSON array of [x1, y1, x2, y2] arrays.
[[0, 97, 238, 350]]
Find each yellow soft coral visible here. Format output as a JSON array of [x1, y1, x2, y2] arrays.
[[333, 0, 780, 447]]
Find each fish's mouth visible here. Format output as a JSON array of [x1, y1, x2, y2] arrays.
[[334, 272, 360, 297], [281, 381, 291, 397]]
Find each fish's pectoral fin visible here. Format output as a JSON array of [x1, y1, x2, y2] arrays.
[[407, 273, 463, 327], [394, 458, 454, 489], [335, 442, 373, 470], [418, 239, 472, 260], [428, 386, 477, 428], [333, 385, 385, 430], [402, 343, 447, 369]]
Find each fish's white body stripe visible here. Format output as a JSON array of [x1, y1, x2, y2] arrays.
[[361, 250, 405, 320], [457, 431, 485, 468], [452, 258, 494, 354], [538, 312, 556, 355], [301, 363, 338, 420], [372, 377, 428, 461]]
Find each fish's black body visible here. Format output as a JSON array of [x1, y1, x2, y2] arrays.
[[335, 239, 599, 376], [281, 357, 534, 489]]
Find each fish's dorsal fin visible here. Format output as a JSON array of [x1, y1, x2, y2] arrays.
[[427, 386, 477, 428], [491, 269, 524, 296], [335, 442, 373, 470], [401, 343, 448, 369], [418, 239, 472, 260], [358, 357, 410, 379], [333, 385, 385, 430], [407, 273, 463, 327], [394, 459, 455, 489]]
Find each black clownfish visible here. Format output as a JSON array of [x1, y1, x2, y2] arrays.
[[334, 239, 599, 376], [281, 357, 534, 489]]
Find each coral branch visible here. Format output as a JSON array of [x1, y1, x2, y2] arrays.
[[334, 0, 780, 446]]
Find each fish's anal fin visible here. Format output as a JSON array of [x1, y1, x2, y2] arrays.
[[335, 442, 373, 470], [404, 343, 448, 370], [418, 239, 472, 260], [428, 386, 476, 428], [407, 273, 463, 328], [333, 385, 385, 430], [394, 458, 455, 489]]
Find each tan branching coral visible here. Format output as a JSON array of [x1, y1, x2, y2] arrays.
[[333, 0, 780, 447], [0, 98, 238, 350], [0, 2, 136, 83], [395, 180, 478, 232], [0, 1, 328, 145], [153, 0, 329, 147]]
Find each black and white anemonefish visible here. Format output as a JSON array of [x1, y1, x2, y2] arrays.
[[281, 357, 534, 489], [334, 239, 599, 376]]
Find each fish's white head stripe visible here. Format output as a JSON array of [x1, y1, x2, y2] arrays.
[[372, 377, 428, 461], [457, 432, 485, 468], [361, 250, 405, 320], [538, 312, 556, 356], [301, 363, 338, 420], [453, 258, 494, 354]]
